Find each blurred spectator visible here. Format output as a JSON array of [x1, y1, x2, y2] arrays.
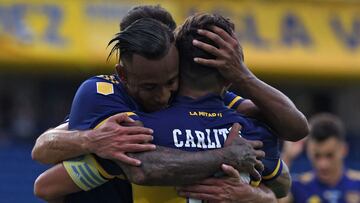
[[280, 113, 360, 203]]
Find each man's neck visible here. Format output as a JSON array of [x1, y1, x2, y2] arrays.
[[178, 85, 222, 99], [318, 165, 344, 187]]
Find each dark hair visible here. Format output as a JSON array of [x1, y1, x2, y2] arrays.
[[108, 18, 174, 63], [176, 13, 235, 90], [120, 5, 176, 31], [309, 113, 346, 142]]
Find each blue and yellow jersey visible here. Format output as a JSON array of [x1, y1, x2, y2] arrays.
[[68, 75, 242, 130], [223, 90, 245, 109], [127, 94, 282, 203], [63, 75, 246, 203], [291, 169, 360, 203], [68, 75, 140, 130], [64, 75, 138, 203]]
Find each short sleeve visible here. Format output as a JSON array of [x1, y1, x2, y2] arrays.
[[223, 91, 245, 109], [244, 119, 282, 181], [69, 77, 135, 130]]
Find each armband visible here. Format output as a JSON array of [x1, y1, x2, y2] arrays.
[[63, 154, 110, 191]]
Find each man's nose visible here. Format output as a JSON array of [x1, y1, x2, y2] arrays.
[[155, 88, 170, 104], [317, 158, 330, 169]]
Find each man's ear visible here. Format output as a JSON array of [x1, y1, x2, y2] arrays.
[[115, 62, 126, 82]]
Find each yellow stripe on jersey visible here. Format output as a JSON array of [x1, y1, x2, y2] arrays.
[[94, 118, 109, 129], [96, 82, 114, 95], [262, 159, 282, 180], [227, 96, 242, 109], [91, 155, 115, 180], [94, 112, 137, 129], [125, 112, 136, 117], [92, 118, 115, 179]]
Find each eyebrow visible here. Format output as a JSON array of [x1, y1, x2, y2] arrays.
[[167, 74, 178, 82]]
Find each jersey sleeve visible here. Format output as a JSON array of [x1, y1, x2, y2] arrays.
[[223, 91, 245, 110], [246, 120, 283, 182], [68, 77, 135, 130], [259, 128, 283, 181], [64, 77, 139, 189]]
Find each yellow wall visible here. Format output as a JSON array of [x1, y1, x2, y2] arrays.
[[0, 0, 359, 77]]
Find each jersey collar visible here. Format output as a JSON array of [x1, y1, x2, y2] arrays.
[[172, 93, 226, 108]]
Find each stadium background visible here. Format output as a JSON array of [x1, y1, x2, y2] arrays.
[[0, 0, 359, 202]]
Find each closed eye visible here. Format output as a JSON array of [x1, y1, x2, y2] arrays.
[[167, 76, 178, 86], [142, 84, 157, 91]]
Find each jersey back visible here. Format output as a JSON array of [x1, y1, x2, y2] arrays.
[[64, 75, 245, 203], [130, 94, 282, 203]]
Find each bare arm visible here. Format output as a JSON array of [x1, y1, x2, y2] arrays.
[[33, 125, 265, 200], [34, 163, 81, 202], [32, 123, 89, 164], [177, 164, 277, 203], [116, 123, 264, 185], [263, 161, 291, 199], [231, 67, 308, 142], [193, 26, 309, 141], [32, 113, 155, 165], [118, 139, 264, 186], [33, 139, 264, 201]]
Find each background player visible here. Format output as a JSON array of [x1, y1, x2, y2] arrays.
[[280, 113, 360, 203]]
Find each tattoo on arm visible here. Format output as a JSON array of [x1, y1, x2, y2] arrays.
[[116, 146, 233, 186], [32, 123, 89, 164]]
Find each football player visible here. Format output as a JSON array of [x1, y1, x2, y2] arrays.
[[34, 13, 295, 203]]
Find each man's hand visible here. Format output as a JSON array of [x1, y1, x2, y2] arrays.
[[177, 164, 276, 203], [224, 123, 265, 181], [193, 26, 252, 84], [83, 113, 155, 166], [193, 26, 309, 142]]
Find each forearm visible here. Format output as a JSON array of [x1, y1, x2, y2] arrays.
[[264, 162, 291, 198], [117, 146, 236, 186], [34, 163, 81, 201], [252, 184, 277, 203], [232, 64, 309, 141], [32, 124, 90, 164]]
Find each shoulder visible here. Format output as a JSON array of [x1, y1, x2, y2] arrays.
[[293, 171, 315, 185], [73, 75, 131, 104], [96, 75, 120, 84], [78, 75, 121, 94], [346, 169, 360, 181], [69, 75, 134, 129]]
